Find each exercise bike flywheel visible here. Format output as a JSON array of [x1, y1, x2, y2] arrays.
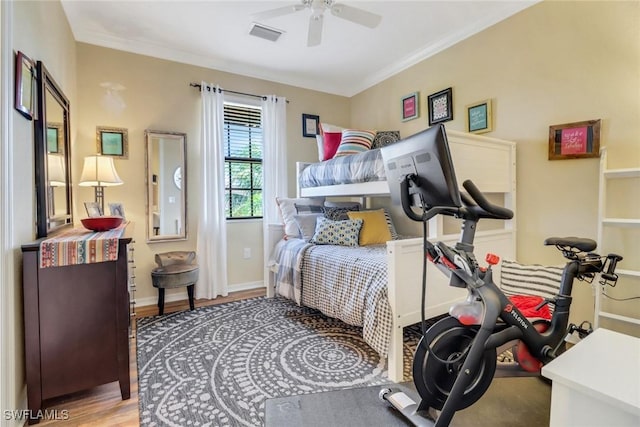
[[412, 316, 497, 411]]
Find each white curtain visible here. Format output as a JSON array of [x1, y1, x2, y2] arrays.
[[261, 95, 288, 283], [196, 83, 228, 299]]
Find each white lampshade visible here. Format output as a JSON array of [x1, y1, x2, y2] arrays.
[[79, 155, 123, 187], [47, 154, 66, 187]]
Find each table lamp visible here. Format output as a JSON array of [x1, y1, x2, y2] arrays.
[[79, 155, 123, 214], [47, 154, 67, 216]]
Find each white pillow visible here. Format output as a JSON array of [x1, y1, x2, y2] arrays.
[[276, 197, 325, 238], [316, 135, 324, 161], [320, 123, 345, 134]]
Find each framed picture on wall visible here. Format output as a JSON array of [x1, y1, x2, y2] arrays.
[[14, 51, 37, 120], [427, 87, 453, 126], [302, 114, 320, 138], [548, 119, 601, 160], [401, 92, 419, 121], [96, 126, 129, 158], [466, 99, 493, 134]]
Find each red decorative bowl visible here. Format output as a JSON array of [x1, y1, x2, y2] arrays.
[[81, 216, 123, 232]]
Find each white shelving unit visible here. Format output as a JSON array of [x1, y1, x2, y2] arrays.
[[595, 148, 640, 328]]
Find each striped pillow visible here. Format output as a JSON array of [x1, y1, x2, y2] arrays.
[[500, 260, 563, 301], [333, 129, 376, 158], [382, 209, 399, 240]]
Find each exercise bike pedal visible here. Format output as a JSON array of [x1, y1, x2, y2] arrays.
[[379, 388, 437, 426]]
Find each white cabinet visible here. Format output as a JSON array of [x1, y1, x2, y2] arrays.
[[595, 148, 640, 329], [542, 328, 640, 427]]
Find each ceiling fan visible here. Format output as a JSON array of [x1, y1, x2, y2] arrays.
[[253, 0, 382, 47]]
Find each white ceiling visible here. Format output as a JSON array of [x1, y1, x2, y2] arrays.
[[61, 0, 537, 97]]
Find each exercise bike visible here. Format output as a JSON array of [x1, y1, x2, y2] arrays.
[[377, 126, 623, 427]]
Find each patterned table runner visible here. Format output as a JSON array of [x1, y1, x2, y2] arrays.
[[39, 223, 126, 268]]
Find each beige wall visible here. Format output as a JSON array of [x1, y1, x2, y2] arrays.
[[351, 0, 640, 328], [4, 0, 77, 419], [75, 43, 350, 302]]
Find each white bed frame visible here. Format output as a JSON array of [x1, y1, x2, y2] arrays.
[[267, 130, 517, 382]]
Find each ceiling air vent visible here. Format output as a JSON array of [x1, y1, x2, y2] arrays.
[[249, 23, 284, 42]]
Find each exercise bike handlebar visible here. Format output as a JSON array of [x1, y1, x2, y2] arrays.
[[399, 176, 514, 223]]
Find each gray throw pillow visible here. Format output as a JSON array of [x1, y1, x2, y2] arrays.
[[294, 213, 323, 241]]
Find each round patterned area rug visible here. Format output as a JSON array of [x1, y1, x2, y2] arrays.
[[136, 296, 417, 427]]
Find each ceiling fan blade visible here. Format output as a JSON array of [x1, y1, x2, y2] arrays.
[[252, 4, 306, 21], [330, 3, 381, 28], [307, 14, 323, 47]]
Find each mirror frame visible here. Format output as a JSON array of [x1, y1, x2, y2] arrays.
[[34, 61, 73, 238], [144, 130, 187, 243]]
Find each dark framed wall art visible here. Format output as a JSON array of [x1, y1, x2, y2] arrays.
[[302, 114, 320, 138], [96, 126, 129, 158], [14, 51, 37, 120], [548, 119, 601, 160], [427, 87, 453, 126]]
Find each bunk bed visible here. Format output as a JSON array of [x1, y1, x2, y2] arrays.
[[267, 129, 517, 382]]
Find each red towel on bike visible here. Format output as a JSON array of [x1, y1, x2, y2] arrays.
[[509, 295, 551, 320]]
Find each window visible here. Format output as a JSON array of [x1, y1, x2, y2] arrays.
[[223, 102, 263, 219]]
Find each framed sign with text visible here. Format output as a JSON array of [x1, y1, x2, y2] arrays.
[[466, 99, 492, 134], [548, 119, 601, 160], [401, 92, 419, 121]]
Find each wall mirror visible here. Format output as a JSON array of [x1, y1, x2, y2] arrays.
[[145, 130, 187, 242], [34, 61, 72, 238]]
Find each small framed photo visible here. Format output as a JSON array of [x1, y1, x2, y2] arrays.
[[84, 202, 103, 217], [14, 51, 37, 121], [427, 87, 453, 126], [109, 202, 125, 219], [302, 114, 320, 138], [401, 92, 419, 122], [96, 126, 129, 158], [548, 119, 601, 160], [466, 99, 493, 134]]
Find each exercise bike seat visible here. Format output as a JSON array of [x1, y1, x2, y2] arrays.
[[544, 236, 596, 253]]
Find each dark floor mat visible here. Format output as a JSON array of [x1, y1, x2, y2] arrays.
[[266, 377, 550, 427]]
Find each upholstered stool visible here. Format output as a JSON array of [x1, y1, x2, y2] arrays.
[[151, 251, 199, 315]]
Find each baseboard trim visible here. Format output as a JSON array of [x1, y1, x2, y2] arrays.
[[136, 281, 265, 308]]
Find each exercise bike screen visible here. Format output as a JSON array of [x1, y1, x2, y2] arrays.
[[381, 124, 462, 209]]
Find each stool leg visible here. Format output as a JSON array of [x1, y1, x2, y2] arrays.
[[158, 288, 165, 315], [187, 285, 195, 311]]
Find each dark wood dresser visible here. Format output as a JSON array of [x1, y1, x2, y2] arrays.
[[21, 224, 133, 423]]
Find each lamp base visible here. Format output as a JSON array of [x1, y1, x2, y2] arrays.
[[95, 186, 105, 215]]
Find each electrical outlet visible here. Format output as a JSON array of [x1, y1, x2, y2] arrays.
[[243, 248, 251, 259]]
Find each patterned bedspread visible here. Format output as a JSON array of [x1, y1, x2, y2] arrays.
[[272, 239, 392, 357], [299, 148, 386, 188]]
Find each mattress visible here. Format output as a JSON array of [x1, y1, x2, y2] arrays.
[[299, 148, 386, 188], [271, 238, 392, 357]]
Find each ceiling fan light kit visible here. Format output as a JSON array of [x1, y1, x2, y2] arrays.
[[252, 0, 382, 47]]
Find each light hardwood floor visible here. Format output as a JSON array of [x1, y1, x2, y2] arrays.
[[35, 288, 265, 426]]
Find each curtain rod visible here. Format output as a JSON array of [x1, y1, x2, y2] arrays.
[[189, 83, 289, 103]]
